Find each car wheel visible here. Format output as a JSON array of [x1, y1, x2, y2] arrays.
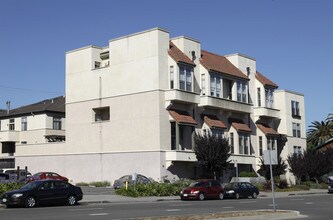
[[218, 192, 224, 200], [235, 193, 240, 199], [198, 192, 205, 201], [252, 192, 257, 199], [25, 196, 36, 208], [67, 195, 77, 206]]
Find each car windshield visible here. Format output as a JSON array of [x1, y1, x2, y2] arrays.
[[21, 181, 40, 189], [190, 181, 206, 187]]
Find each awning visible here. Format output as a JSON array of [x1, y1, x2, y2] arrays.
[[168, 110, 197, 126], [45, 135, 66, 142], [256, 123, 280, 136], [229, 118, 252, 133], [203, 115, 227, 129]]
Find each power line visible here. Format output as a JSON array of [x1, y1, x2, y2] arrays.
[[0, 85, 63, 94]]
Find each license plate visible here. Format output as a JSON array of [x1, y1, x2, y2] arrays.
[[2, 198, 7, 203], [183, 194, 188, 197]]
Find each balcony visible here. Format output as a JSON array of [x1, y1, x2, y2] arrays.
[[165, 150, 197, 167], [0, 131, 20, 142], [165, 89, 200, 104], [253, 107, 280, 118], [199, 96, 252, 113]]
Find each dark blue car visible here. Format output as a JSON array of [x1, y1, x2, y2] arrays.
[[0, 179, 83, 208]]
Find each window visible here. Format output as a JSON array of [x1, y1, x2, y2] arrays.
[[211, 128, 224, 139], [237, 81, 247, 103], [93, 107, 110, 122], [201, 74, 206, 95], [293, 146, 302, 155], [257, 88, 261, 107], [210, 74, 222, 97], [21, 117, 27, 131], [171, 122, 176, 150], [0, 120, 1, 131], [94, 61, 101, 68], [230, 133, 234, 154], [292, 122, 301, 138], [291, 101, 300, 117], [53, 117, 62, 130], [21, 141, 27, 144], [259, 136, 263, 156], [179, 65, 193, 92], [170, 66, 174, 89], [239, 133, 249, 155], [265, 88, 274, 108], [9, 118, 15, 130]]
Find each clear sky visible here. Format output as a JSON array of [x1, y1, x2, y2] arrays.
[[0, 0, 332, 128]]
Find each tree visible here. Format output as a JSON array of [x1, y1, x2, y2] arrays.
[[287, 153, 305, 184], [307, 119, 333, 149], [194, 132, 231, 179], [258, 156, 287, 180], [287, 149, 333, 184]]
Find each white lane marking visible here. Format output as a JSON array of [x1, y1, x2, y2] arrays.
[[291, 199, 305, 201], [223, 207, 234, 209], [166, 209, 180, 212], [89, 213, 108, 216], [305, 202, 314, 205], [68, 208, 103, 211]]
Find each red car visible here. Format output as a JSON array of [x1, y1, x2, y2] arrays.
[[27, 172, 68, 183], [180, 179, 224, 201]]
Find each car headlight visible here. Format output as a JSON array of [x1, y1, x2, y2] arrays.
[[180, 190, 183, 194], [191, 190, 199, 194], [12, 193, 23, 198], [227, 190, 235, 194]]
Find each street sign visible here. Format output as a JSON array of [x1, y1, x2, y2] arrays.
[[263, 150, 278, 165]]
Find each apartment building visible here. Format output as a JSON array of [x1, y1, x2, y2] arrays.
[[1, 28, 306, 184], [0, 96, 65, 169]]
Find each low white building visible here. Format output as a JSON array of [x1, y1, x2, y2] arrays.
[[0, 28, 306, 184]]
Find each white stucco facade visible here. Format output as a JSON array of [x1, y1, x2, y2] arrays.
[[1, 28, 306, 184]]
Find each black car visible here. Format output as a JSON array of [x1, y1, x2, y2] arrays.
[[224, 182, 259, 199], [0, 180, 83, 208]]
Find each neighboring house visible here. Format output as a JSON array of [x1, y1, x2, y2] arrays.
[[1, 28, 306, 184], [0, 96, 65, 169], [316, 138, 333, 152]]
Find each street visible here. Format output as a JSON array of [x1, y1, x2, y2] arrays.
[[1, 193, 333, 219]]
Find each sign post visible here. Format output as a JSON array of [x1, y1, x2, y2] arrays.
[[264, 149, 277, 212]]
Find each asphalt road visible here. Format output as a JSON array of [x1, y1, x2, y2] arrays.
[[1, 194, 332, 219]]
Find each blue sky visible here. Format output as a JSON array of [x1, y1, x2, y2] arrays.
[[0, 0, 332, 128]]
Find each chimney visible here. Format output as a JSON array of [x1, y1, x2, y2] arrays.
[[6, 101, 10, 115]]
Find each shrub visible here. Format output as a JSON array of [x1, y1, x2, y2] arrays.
[[115, 179, 194, 197], [239, 172, 257, 177], [0, 182, 24, 195], [75, 182, 89, 186], [277, 179, 289, 189], [89, 181, 111, 187]]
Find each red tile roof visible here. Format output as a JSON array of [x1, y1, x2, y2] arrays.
[[200, 50, 249, 80], [256, 71, 278, 88], [229, 118, 252, 133], [256, 123, 280, 136], [203, 115, 227, 129], [168, 109, 197, 126], [168, 42, 196, 66]]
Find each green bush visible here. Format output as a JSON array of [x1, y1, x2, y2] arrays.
[[239, 172, 257, 177], [115, 179, 194, 197], [0, 182, 24, 195], [75, 181, 111, 187]]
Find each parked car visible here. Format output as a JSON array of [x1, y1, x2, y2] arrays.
[[0, 179, 83, 208], [1, 169, 32, 183], [224, 182, 259, 199], [27, 172, 68, 183], [180, 179, 224, 201], [113, 174, 152, 189], [0, 173, 10, 183]]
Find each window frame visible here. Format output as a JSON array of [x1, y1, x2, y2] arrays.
[[21, 117, 27, 131]]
